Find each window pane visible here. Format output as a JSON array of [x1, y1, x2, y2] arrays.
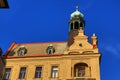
[[51, 66, 58, 78], [78, 67, 85, 77], [21, 67, 26, 71], [19, 67, 26, 79], [48, 49, 52, 54], [3, 68, 11, 80], [35, 67, 42, 78]]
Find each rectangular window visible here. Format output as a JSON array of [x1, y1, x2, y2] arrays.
[[3, 68, 11, 80], [35, 67, 42, 78], [51, 66, 58, 78], [19, 67, 26, 79]]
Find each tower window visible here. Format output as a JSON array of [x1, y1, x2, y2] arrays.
[[19, 67, 26, 79], [3, 68, 11, 80], [74, 22, 79, 29], [46, 44, 55, 54], [35, 67, 42, 78], [80, 22, 84, 30], [70, 23, 74, 30], [0, 48, 2, 56], [80, 22, 83, 27], [51, 66, 58, 78]]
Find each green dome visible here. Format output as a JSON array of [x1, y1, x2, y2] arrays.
[[70, 6, 84, 18]]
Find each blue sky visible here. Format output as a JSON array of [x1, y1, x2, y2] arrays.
[[0, 0, 120, 80]]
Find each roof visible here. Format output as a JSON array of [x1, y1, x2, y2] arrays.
[[4, 41, 67, 57], [70, 6, 84, 18]]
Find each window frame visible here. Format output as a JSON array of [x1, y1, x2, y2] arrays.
[[74, 63, 88, 77], [3, 68, 12, 80], [34, 66, 42, 78], [51, 66, 59, 78], [46, 45, 55, 54], [18, 67, 27, 79]]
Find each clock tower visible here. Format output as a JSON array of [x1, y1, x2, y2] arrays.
[[64, 6, 101, 80], [68, 6, 85, 46]]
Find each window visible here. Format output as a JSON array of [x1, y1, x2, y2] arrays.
[[3, 68, 11, 80], [0, 48, 2, 56], [17, 46, 27, 56], [51, 66, 58, 78], [70, 23, 73, 30], [74, 63, 88, 77], [74, 22, 79, 29], [46, 44, 55, 54], [80, 22, 84, 30], [35, 67, 42, 78], [80, 22, 83, 27], [78, 67, 85, 77], [19, 67, 26, 79], [48, 49, 53, 54]]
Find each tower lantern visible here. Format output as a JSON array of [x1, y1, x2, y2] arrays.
[[68, 6, 85, 46], [69, 6, 85, 31]]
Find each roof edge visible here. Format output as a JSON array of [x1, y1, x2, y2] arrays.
[[2, 54, 63, 59], [4, 42, 16, 56], [17, 41, 67, 45]]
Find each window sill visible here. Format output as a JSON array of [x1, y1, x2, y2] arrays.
[[33, 78, 43, 80], [16, 79, 27, 80], [50, 77, 60, 80]]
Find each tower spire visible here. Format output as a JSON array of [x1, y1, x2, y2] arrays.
[[76, 5, 78, 11], [68, 4, 85, 46]]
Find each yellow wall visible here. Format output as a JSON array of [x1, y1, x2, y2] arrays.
[[3, 54, 100, 80]]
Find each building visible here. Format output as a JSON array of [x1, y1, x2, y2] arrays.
[[0, 0, 9, 8], [0, 48, 4, 80], [1, 6, 101, 80]]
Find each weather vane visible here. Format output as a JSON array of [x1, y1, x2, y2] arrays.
[[76, 0, 79, 11]]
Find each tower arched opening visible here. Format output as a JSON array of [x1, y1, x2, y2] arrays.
[[70, 23, 74, 30], [74, 21, 79, 29]]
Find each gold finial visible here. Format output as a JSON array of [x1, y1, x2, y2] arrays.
[[76, 5, 78, 11]]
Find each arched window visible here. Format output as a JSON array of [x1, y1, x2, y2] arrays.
[[17, 46, 27, 56], [80, 22, 83, 27], [47, 49, 53, 54], [0, 48, 2, 56], [46, 44, 55, 54], [74, 63, 89, 77], [70, 23, 74, 30], [74, 22, 79, 29], [80, 22, 84, 30]]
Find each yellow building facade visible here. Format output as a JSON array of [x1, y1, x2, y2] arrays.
[[1, 6, 101, 80]]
